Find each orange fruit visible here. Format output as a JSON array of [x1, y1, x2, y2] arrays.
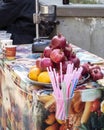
[[37, 71, 51, 83], [28, 67, 41, 81]]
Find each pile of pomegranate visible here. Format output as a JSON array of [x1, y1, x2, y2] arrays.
[[81, 62, 103, 81], [35, 33, 104, 82]]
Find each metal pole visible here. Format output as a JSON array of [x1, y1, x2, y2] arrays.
[[35, 0, 39, 40]]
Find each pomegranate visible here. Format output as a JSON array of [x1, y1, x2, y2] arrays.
[[81, 63, 90, 75], [43, 46, 52, 57], [70, 52, 80, 68], [50, 49, 65, 63], [52, 61, 68, 74], [89, 64, 101, 73], [51, 33, 66, 49], [90, 68, 103, 81], [64, 44, 72, 59], [35, 57, 42, 68], [40, 57, 53, 71], [61, 60, 72, 74]]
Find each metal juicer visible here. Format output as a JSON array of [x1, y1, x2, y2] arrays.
[[32, 0, 59, 53]]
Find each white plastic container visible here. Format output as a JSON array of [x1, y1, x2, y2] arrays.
[[81, 88, 101, 102]]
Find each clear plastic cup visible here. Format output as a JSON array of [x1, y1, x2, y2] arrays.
[[0, 33, 12, 40], [1, 39, 13, 50], [0, 33, 12, 48], [5, 33, 12, 39], [55, 97, 72, 121], [0, 30, 7, 34]]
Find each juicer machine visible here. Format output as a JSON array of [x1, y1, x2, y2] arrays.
[[32, 0, 59, 53]]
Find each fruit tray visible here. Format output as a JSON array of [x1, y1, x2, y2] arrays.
[[27, 75, 52, 87], [77, 73, 90, 86], [27, 73, 90, 88]]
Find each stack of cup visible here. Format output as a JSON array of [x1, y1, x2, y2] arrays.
[[0, 30, 12, 49], [0, 30, 17, 60]]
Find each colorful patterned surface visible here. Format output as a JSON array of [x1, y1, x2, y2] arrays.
[[0, 44, 104, 130]]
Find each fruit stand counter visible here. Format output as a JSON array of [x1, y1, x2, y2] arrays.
[[0, 44, 104, 130]]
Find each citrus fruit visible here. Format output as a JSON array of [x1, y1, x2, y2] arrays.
[[28, 67, 41, 81], [37, 71, 51, 83]]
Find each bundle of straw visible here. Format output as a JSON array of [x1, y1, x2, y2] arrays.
[[47, 63, 83, 120]]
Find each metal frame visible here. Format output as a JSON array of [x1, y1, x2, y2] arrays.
[[57, 4, 104, 17]]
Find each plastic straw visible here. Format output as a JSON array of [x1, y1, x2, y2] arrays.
[[70, 79, 78, 97], [53, 68, 61, 97], [47, 63, 83, 120], [60, 62, 63, 84], [47, 67, 58, 96]]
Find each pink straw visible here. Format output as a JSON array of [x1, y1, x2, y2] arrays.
[[47, 67, 58, 96], [60, 62, 63, 84], [47, 63, 83, 120]]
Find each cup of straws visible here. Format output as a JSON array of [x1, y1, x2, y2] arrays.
[[55, 96, 73, 129], [47, 63, 83, 130]]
